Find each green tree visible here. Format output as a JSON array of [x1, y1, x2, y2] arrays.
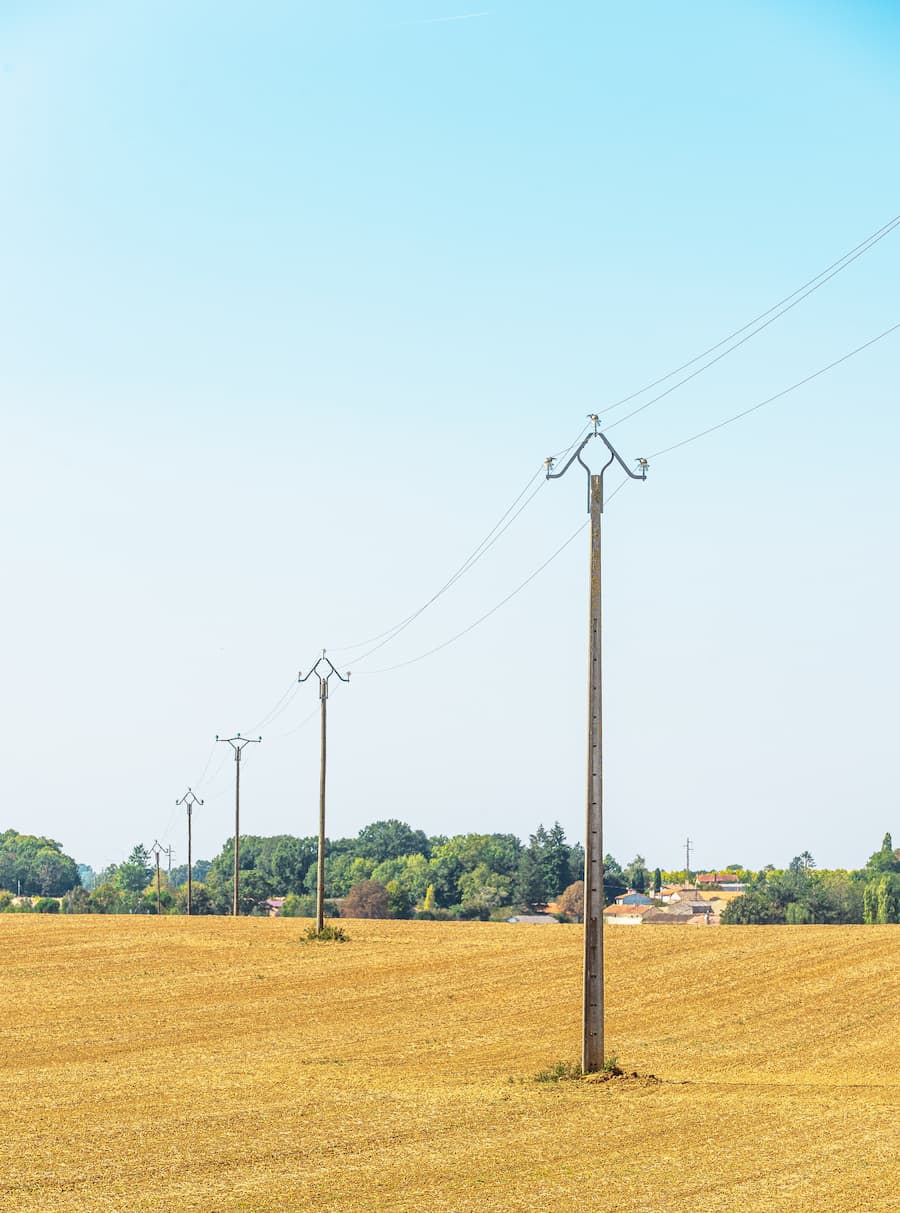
[[652, 868, 662, 894], [515, 850, 545, 911], [866, 833, 900, 876], [115, 845, 152, 895], [355, 820, 431, 863], [602, 854, 627, 904], [386, 880, 414, 919], [0, 830, 81, 897], [623, 855, 649, 894], [88, 882, 123, 914], [457, 863, 512, 912], [874, 874, 900, 923], [62, 887, 91, 913], [174, 882, 215, 915], [722, 892, 782, 924]]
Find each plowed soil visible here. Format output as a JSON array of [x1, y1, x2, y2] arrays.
[[2, 918, 897, 1212]]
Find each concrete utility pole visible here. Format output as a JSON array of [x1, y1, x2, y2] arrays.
[[299, 652, 350, 932], [176, 789, 204, 915], [546, 416, 647, 1073], [215, 734, 262, 915], [150, 840, 164, 915], [685, 837, 693, 883]]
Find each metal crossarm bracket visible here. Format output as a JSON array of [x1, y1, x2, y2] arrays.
[[545, 415, 648, 512]]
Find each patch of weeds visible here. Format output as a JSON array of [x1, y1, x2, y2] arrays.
[[298, 924, 350, 944], [533, 1060, 583, 1083]]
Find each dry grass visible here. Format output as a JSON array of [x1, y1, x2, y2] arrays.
[[2, 917, 897, 1212]]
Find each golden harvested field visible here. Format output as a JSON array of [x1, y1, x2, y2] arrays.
[[2, 918, 897, 1213]]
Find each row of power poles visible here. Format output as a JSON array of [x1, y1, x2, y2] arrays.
[[165, 416, 645, 1081], [171, 653, 349, 927]]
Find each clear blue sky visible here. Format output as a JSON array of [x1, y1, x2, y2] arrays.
[[2, 1, 898, 873]]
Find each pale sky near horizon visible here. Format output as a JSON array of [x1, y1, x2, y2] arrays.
[[1, 1, 898, 874]]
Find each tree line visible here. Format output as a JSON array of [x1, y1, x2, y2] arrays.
[[1, 823, 897, 923], [721, 835, 899, 924]]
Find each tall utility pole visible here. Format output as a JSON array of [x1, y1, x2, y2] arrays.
[[685, 837, 693, 882], [150, 840, 164, 915], [176, 789, 204, 915], [546, 415, 647, 1074], [215, 734, 262, 916], [299, 652, 350, 932]]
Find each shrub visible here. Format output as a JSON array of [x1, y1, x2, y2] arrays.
[[62, 888, 91, 914], [33, 897, 60, 914], [533, 1060, 583, 1083], [557, 880, 585, 923], [341, 880, 389, 919], [299, 924, 349, 944]]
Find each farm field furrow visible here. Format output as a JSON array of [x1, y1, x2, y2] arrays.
[[1, 917, 897, 1212]]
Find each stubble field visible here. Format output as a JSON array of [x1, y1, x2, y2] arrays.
[[1, 916, 897, 1212]]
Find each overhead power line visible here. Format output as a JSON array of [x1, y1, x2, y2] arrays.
[[331, 422, 593, 664], [357, 310, 896, 674], [363, 517, 591, 674], [602, 209, 900, 430], [649, 319, 900, 459]]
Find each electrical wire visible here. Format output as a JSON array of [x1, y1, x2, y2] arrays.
[[249, 681, 300, 733], [603, 210, 900, 419], [270, 705, 320, 740], [648, 319, 900, 460], [362, 517, 597, 674], [348, 479, 548, 665], [329, 467, 544, 656], [361, 471, 632, 676], [331, 423, 594, 662], [192, 737, 219, 786]]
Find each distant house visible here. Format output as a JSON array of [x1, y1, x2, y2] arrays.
[[506, 914, 559, 925], [643, 901, 717, 925], [704, 891, 744, 915], [614, 891, 654, 906], [696, 873, 746, 891], [602, 904, 654, 926], [264, 898, 286, 917], [643, 904, 694, 924], [663, 887, 705, 904]]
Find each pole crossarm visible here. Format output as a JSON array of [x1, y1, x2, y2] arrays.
[[545, 415, 648, 512], [215, 733, 262, 753], [298, 651, 351, 699], [176, 788, 204, 809]]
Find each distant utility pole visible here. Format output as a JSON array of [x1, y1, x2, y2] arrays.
[[150, 840, 164, 915], [215, 734, 262, 916], [299, 652, 350, 933], [176, 789, 204, 916], [685, 837, 693, 882], [163, 844, 174, 875], [546, 415, 647, 1074]]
